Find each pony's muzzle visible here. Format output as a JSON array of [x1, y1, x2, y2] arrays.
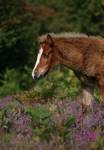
[[32, 70, 40, 79]]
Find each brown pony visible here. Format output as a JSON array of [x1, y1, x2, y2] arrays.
[[32, 33, 104, 112]]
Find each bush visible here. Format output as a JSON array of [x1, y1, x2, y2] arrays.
[[0, 0, 39, 72], [0, 67, 33, 97]]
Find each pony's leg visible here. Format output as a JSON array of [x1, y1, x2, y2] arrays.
[[74, 71, 94, 113], [82, 86, 94, 113]]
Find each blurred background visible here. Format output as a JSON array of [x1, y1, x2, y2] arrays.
[[0, 0, 104, 98]]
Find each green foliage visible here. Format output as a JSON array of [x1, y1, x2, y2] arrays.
[[0, 67, 33, 97], [25, 105, 75, 142], [0, 0, 39, 71], [26, 105, 54, 141], [59, 116, 75, 141], [64, 116, 75, 128], [0, 108, 11, 132], [0, 69, 20, 97], [26, 105, 52, 125], [29, 0, 104, 35], [0, 109, 5, 127], [31, 67, 81, 100]]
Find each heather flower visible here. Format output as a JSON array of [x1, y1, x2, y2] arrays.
[[0, 95, 104, 149], [9, 113, 33, 138], [0, 96, 12, 109]]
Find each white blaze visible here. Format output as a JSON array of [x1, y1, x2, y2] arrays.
[[32, 47, 43, 79]]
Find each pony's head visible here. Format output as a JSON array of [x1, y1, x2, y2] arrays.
[[32, 34, 56, 79]]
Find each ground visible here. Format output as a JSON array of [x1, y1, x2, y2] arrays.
[[0, 95, 104, 150]]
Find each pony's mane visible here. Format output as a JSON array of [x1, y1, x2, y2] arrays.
[[38, 32, 102, 42]]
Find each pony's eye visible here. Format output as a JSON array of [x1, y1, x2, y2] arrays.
[[43, 50, 52, 59], [43, 53, 48, 59]]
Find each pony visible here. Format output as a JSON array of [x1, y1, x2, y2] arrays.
[[32, 32, 104, 112]]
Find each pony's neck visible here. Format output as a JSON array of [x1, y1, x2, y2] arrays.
[[54, 38, 84, 71]]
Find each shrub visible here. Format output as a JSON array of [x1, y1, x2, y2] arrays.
[[0, 67, 33, 97]]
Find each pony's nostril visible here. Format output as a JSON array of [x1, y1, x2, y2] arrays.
[[35, 71, 38, 77], [35, 70, 38, 73]]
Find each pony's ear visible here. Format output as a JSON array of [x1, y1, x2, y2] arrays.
[[46, 34, 54, 46]]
